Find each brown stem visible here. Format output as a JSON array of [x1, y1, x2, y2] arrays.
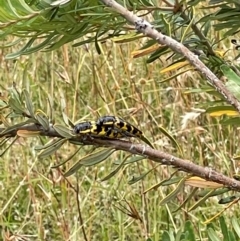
[[76, 180, 88, 241], [1, 124, 240, 191]]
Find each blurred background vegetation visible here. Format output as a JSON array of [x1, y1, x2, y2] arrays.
[[1, 0, 240, 240]]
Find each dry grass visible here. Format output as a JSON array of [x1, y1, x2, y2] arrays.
[[1, 37, 240, 240]]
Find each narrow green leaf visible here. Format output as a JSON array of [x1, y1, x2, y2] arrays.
[[114, 155, 145, 165], [35, 138, 63, 151], [64, 161, 83, 177], [218, 195, 238, 204], [183, 86, 216, 94], [53, 124, 74, 138], [112, 33, 142, 43], [78, 148, 115, 166], [174, 188, 198, 212], [95, 26, 103, 55], [208, 228, 222, 241], [188, 189, 216, 211], [159, 177, 187, 205], [158, 68, 193, 83], [226, 81, 240, 99], [232, 217, 240, 238], [143, 175, 180, 194], [101, 157, 127, 181], [22, 89, 35, 118], [0, 137, 9, 147], [9, 0, 37, 14], [52, 147, 82, 168], [198, 188, 230, 197], [213, 10, 239, 21], [38, 138, 67, 159], [128, 168, 154, 185], [158, 126, 183, 156], [147, 46, 169, 63], [42, 7, 59, 21], [184, 221, 196, 241], [46, 93, 54, 122], [221, 117, 240, 126], [140, 135, 154, 149], [62, 112, 72, 126], [159, 14, 171, 36], [5, 38, 36, 59], [9, 87, 23, 105], [161, 177, 182, 186], [64, 148, 116, 177], [161, 231, 171, 241], [35, 109, 49, 130], [69, 139, 85, 146], [50, 0, 71, 7], [219, 216, 229, 241], [228, 231, 236, 241], [0, 137, 18, 157], [72, 35, 96, 48], [22, 34, 57, 55], [45, 22, 90, 51], [221, 65, 240, 85], [8, 97, 26, 114]]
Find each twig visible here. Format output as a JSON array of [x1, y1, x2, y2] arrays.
[[76, 179, 88, 241], [92, 138, 240, 191], [1, 124, 240, 191], [99, 0, 240, 113]]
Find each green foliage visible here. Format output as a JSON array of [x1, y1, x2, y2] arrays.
[[0, 0, 124, 58], [207, 0, 240, 36], [64, 148, 116, 177], [2, 0, 240, 240], [0, 0, 238, 72], [207, 216, 240, 241], [160, 221, 196, 241]]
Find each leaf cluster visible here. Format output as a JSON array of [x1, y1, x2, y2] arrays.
[[0, 0, 124, 58], [0, 0, 238, 67], [207, 0, 240, 36]]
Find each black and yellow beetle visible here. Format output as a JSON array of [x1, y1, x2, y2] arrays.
[[73, 121, 94, 134], [73, 120, 125, 138], [96, 115, 143, 138], [74, 116, 154, 148], [104, 126, 125, 138]]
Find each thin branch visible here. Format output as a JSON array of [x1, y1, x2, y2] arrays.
[[92, 138, 240, 191], [76, 180, 88, 241], [99, 0, 240, 113], [1, 124, 240, 191]]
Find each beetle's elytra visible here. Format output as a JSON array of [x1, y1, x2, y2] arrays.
[[73, 116, 142, 139]]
